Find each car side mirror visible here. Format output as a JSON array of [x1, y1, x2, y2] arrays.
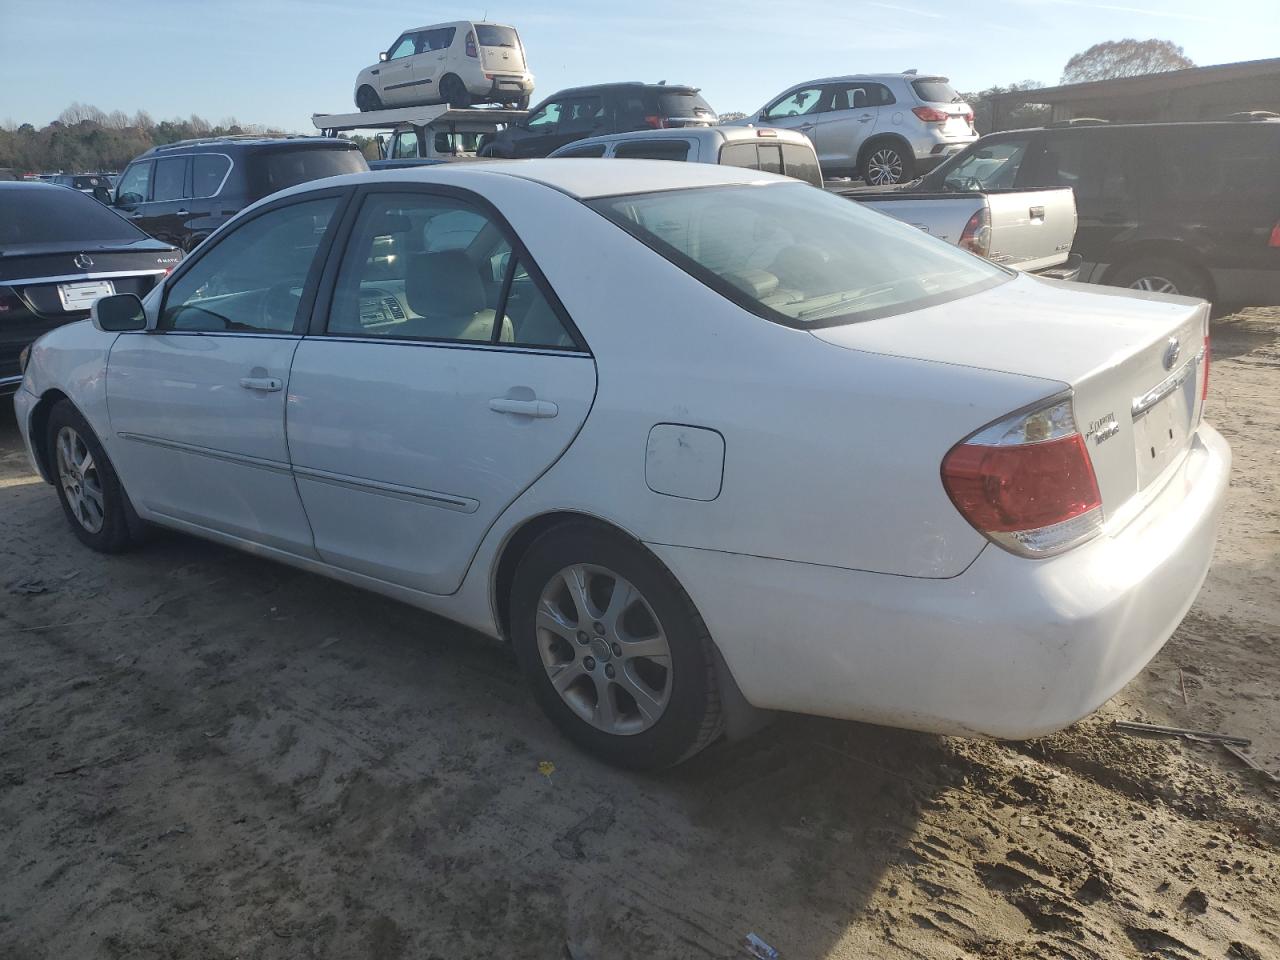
[[91, 293, 147, 332], [379, 51, 388, 62]]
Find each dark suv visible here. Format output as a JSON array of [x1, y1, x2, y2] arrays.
[[921, 121, 1280, 304], [113, 136, 368, 251], [482, 82, 718, 158]]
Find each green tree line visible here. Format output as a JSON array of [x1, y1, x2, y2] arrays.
[[0, 103, 289, 174]]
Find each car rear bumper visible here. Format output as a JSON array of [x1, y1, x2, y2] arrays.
[[649, 423, 1229, 739]]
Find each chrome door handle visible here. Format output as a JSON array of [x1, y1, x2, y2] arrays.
[[240, 376, 283, 392], [858, 114, 873, 122], [489, 397, 558, 419]]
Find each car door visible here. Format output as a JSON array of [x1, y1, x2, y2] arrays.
[[286, 186, 596, 595], [814, 82, 884, 169], [512, 99, 565, 157], [758, 85, 831, 143], [139, 155, 191, 248], [412, 26, 454, 94], [106, 190, 348, 555], [551, 95, 607, 153], [379, 32, 422, 105]]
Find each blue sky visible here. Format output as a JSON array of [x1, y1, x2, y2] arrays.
[[2, 0, 1277, 131]]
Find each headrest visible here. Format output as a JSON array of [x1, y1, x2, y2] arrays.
[[405, 250, 486, 318], [852, 89, 868, 108]]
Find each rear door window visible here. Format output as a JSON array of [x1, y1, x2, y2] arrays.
[[1153, 126, 1280, 204], [614, 140, 691, 161], [192, 154, 231, 198], [828, 82, 895, 111], [555, 143, 608, 158], [152, 157, 188, 202], [422, 27, 456, 51]]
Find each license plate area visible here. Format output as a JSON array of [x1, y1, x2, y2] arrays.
[[57, 279, 115, 312], [1132, 361, 1198, 488]]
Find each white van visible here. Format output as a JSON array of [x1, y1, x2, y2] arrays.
[[354, 21, 534, 112]]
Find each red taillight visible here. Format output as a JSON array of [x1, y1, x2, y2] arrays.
[[912, 106, 949, 123], [642, 115, 667, 129], [963, 110, 974, 124], [959, 207, 991, 258], [942, 398, 1103, 557], [1269, 220, 1280, 247], [465, 31, 478, 57]]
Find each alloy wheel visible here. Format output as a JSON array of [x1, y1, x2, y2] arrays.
[[535, 564, 673, 735], [55, 426, 105, 533], [866, 148, 904, 185], [1128, 275, 1179, 294]]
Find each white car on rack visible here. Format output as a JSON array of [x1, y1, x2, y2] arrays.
[[354, 20, 533, 111], [15, 161, 1228, 769]]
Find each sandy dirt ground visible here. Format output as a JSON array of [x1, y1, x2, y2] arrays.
[[1, 309, 1277, 960]]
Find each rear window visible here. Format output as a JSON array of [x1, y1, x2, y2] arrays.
[[656, 90, 716, 120], [614, 140, 691, 161], [0, 187, 145, 245], [249, 146, 367, 200], [912, 78, 961, 104], [475, 24, 519, 47], [589, 183, 1008, 328], [71, 176, 106, 190], [718, 141, 824, 188]]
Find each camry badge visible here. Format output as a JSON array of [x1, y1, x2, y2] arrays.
[[73, 253, 94, 269], [1163, 337, 1180, 370]]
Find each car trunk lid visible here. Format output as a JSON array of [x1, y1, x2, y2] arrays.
[[475, 24, 526, 74], [811, 274, 1209, 522]]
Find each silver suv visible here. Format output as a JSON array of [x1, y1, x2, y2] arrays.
[[729, 73, 977, 185]]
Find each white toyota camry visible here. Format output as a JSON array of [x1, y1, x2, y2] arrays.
[[14, 161, 1230, 769]]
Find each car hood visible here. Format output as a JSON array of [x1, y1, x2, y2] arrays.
[[810, 272, 1204, 385]]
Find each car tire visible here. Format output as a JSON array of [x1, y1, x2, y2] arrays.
[[1107, 257, 1211, 300], [356, 86, 382, 112], [441, 75, 472, 108], [861, 141, 915, 186], [515, 94, 530, 111], [509, 521, 723, 770], [46, 400, 138, 554]]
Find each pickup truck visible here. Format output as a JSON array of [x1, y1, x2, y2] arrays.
[[827, 181, 1080, 278]]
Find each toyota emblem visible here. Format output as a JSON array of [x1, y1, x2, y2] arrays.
[[1162, 337, 1181, 370], [73, 253, 94, 269]]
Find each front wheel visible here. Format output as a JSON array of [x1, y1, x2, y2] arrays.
[[861, 142, 915, 186], [355, 85, 382, 112], [46, 400, 139, 553], [510, 522, 723, 769]]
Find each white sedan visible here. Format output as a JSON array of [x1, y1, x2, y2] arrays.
[[13, 161, 1230, 769]]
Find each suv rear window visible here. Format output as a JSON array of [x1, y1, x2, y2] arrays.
[[248, 146, 367, 201], [0, 186, 145, 244], [475, 24, 518, 47], [590, 183, 1007, 328], [656, 90, 716, 120], [912, 78, 960, 104]]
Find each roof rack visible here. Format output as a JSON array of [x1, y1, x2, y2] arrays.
[[152, 133, 316, 151]]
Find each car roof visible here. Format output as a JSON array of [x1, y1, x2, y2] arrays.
[[140, 136, 357, 157], [403, 19, 514, 32], [546, 82, 702, 97], [552, 126, 813, 153], [262, 159, 788, 207], [783, 73, 945, 86]]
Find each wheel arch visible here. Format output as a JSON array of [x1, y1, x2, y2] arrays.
[[856, 132, 915, 172], [1101, 240, 1215, 300], [27, 387, 71, 483]]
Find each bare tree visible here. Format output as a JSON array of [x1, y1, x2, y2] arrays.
[[1062, 39, 1195, 84]]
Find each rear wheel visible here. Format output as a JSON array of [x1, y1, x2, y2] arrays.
[[355, 85, 382, 112], [515, 94, 530, 111], [510, 522, 723, 769], [1108, 257, 1210, 300], [441, 74, 472, 108], [46, 400, 138, 553], [861, 141, 915, 185]]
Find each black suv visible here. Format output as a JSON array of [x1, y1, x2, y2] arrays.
[[113, 136, 368, 251], [482, 82, 718, 158], [921, 121, 1280, 304]]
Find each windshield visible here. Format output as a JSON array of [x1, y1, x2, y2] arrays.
[[0, 186, 145, 246], [940, 137, 1032, 191], [589, 183, 1008, 328], [475, 24, 518, 47], [912, 78, 962, 104]]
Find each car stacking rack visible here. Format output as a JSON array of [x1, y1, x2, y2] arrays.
[[312, 106, 528, 137]]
